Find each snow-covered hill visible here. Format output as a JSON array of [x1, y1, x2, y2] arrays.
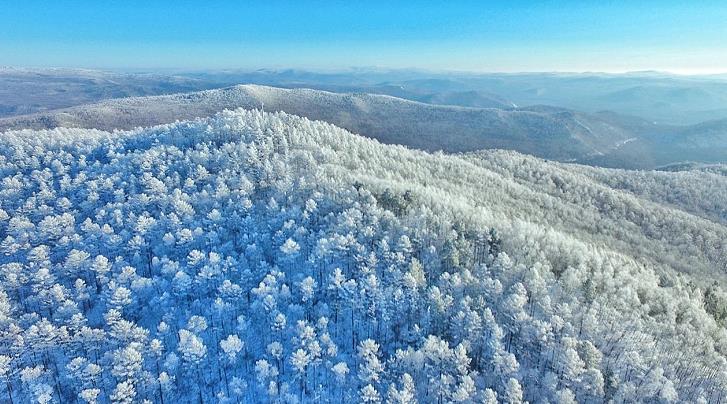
[[0, 85, 637, 162], [2, 84, 725, 169], [1, 109, 726, 403]]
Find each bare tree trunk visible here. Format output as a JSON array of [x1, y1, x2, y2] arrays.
[[5, 381, 14, 404]]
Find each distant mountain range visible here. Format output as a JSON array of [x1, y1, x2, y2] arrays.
[[1, 84, 725, 169], [0, 67, 218, 117], [182, 68, 727, 125], [5, 67, 727, 124]]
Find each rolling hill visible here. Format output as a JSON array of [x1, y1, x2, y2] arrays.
[[1, 84, 725, 169], [181, 69, 727, 125]]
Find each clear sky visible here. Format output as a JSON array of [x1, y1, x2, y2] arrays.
[[2, 0, 727, 73]]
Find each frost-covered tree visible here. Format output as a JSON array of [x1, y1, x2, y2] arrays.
[[0, 109, 725, 403]]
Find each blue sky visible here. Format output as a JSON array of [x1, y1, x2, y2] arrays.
[[2, 0, 726, 73]]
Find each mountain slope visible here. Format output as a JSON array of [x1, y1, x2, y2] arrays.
[[7, 67, 727, 125], [1, 109, 726, 402], [0, 85, 647, 161], [2, 84, 725, 168], [557, 158, 727, 225], [178, 69, 727, 124]]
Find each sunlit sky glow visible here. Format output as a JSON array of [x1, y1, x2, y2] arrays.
[[2, 0, 727, 74]]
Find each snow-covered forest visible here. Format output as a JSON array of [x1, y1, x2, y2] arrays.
[[1, 109, 726, 403]]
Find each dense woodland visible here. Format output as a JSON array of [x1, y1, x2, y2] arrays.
[[0, 109, 726, 403]]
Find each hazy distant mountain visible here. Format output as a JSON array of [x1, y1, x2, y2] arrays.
[[181, 69, 727, 125], [0, 67, 220, 117], [6, 68, 727, 126], [416, 90, 513, 109], [0, 84, 646, 162], [582, 118, 727, 168], [2, 84, 724, 168]]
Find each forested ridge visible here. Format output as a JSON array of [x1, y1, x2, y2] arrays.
[[0, 109, 726, 403], [4, 84, 727, 170]]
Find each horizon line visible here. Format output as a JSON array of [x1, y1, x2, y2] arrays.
[[3, 64, 727, 78]]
